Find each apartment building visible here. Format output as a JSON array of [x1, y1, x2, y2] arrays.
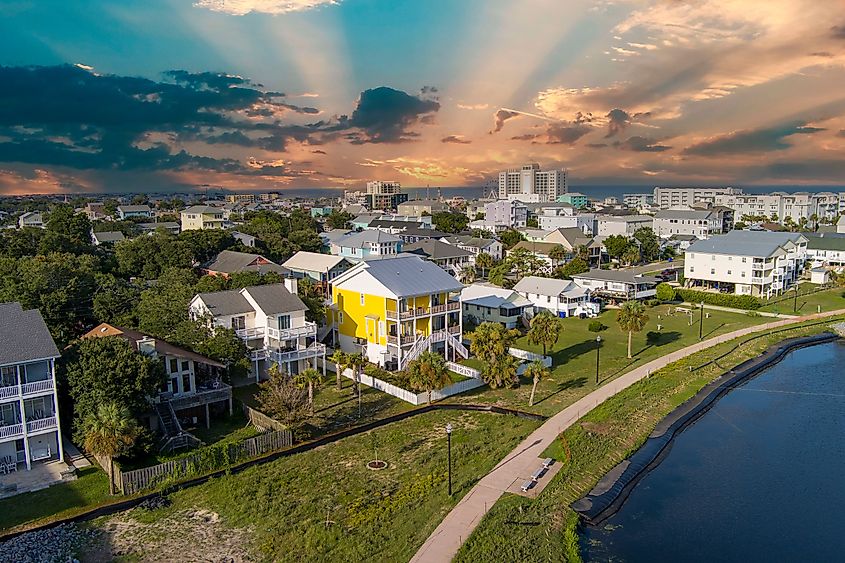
[[556, 193, 588, 208], [623, 193, 655, 208], [683, 231, 808, 298], [570, 270, 658, 301], [484, 199, 528, 229], [713, 191, 845, 224], [498, 163, 565, 202], [225, 194, 256, 204], [190, 282, 325, 380], [653, 187, 741, 209], [181, 205, 225, 230], [365, 181, 409, 211], [397, 199, 449, 217], [513, 276, 600, 318], [653, 209, 722, 239], [331, 255, 466, 370], [596, 215, 653, 236], [537, 206, 595, 234], [0, 302, 63, 471]]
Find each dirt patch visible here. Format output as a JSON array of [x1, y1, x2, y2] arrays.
[[580, 421, 615, 436], [85, 507, 253, 562]]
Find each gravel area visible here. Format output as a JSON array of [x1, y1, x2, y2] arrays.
[[0, 523, 99, 563]]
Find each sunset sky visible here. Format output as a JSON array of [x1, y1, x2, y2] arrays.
[[1, 0, 845, 195]]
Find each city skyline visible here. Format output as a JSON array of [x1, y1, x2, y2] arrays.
[[1, 0, 845, 195]]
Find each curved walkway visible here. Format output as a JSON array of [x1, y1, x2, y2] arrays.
[[410, 308, 845, 563]]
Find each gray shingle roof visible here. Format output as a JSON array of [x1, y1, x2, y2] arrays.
[[244, 284, 307, 315], [404, 239, 474, 260], [93, 231, 125, 243], [195, 289, 254, 317], [339, 229, 402, 247], [205, 250, 289, 275], [0, 303, 60, 366]]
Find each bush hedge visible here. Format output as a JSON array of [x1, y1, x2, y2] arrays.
[[675, 288, 762, 310], [587, 320, 606, 333]]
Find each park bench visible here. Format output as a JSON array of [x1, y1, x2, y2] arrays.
[[542, 458, 554, 469], [531, 467, 545, 481], [521, 480, 534, 492]]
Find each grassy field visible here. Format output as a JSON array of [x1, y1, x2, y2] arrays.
[[449, 304, 769, 416], [84, 410, 541, 562], [758, 286, 845, 315], [454, 318, 842, 563], [0, 466, 111, 532]]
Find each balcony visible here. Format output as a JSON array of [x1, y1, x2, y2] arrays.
[[385, 301, 460, 320], [267, 322, 317, 341], [0, 379, 54, 402], [26, 415, 57, 434], [236, 327, 265, 340], [267, 343, 326, 364], [169, 383, 232, 411], [0, 423, 23, 440]]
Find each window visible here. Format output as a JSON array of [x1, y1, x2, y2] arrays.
[[727, 270, 732, 275], [711, 268, 715, 275], [278, 315, 291, 330], [339, 312, 344, 324], [742, 257, 747, 263], [360, 293, 365, 306], [741, 272, 746, 277], [169, 358, 178, 373], [232, 316, 245, 331], [182, 360, 189, 372], [0, 366, 16, 387]]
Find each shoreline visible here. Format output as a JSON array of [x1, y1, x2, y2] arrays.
[[571, 331, 839, 526]]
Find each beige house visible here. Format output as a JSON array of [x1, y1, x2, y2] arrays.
[[181, 205, 225, 230]]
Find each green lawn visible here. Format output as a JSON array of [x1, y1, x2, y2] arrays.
[[758, 286, 845, 314], [448, 304, 769, 416], [84, 410, 541, 562], [0, 466, 111, 532], [455, 318, 841, 563]]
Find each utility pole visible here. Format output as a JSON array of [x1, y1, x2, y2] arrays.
[[793, 284, 798, 313], [699, 301, 704, 340], [595, 336, 602, 385]]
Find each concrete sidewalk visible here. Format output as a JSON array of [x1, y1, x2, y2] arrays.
[[410, 309, 845, 563]]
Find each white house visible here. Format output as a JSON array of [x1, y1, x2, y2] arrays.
[[513, 276, 600, 318], [282, 251, 354, 292], [17, 212, 44, 229], [653, 209, 721, 239], [190, 281, 325, 380], [117, 205, 153, 220], [91, 231, 125, 246], [181, 205, 226, 230], [484, 199, 528, 229], [0, 302, 63, 471], [683, 231, 808, 297], [596, 215, 653, 236], [805, 234, 845, 267], [570, 270, 659, 301], [459, 283, 533, 329]]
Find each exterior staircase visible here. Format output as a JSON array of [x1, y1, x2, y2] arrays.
[[155, 399, 201, 454], [399, 329, 469, 371]]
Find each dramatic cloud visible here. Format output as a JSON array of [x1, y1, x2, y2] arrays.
[[490, 109, 520, 133], [511, 122, 592, 145], [441, 135, 471, 144], [832, 24, 845, 39], [343, 86, 440, 144], [605, 108, 631, 138], [615, 136, 671, 152], [683, 122, 824, 156], [193, 0, 340, 16]]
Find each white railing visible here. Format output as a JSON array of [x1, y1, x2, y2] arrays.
[[0, 423, 23, 440], [236, 327, 265, 340], [385, 301, 460, 320], [267, 322, 317, 341], [447, 331, 469, 358], [268, 343, 326, 364], [508, 347, 552, 367], [339, 368, 484, 406], [0, 385, 20, 401], [27, 415, 57, 433], [249, 349, 268, 361], [21, 380, 53, 396], [446, 361, 481, 379]]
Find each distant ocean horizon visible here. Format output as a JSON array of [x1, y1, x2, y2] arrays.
[[223, 184, 845, 201]]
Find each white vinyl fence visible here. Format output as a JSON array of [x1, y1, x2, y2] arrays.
[[340, 368, 484, 406]]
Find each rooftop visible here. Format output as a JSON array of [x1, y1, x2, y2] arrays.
[[571, 269, 659, 285], [204, 250, 288, 275], [405, 239, 474, 260], [83, 323, 224, 368], [686, 230, 807, 257], [0, 302, 60, 366], [334, 255, 463, 297], [338, 229, 402, 247], [282, 251, 351, 272]]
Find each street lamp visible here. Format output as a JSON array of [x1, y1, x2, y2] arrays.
[[446, 423, 453, 496], [699, 301, 704, 340], [793, 284, 798, 313], [595, 336, 602, 385]]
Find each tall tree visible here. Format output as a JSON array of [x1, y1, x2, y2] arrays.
[[82, 402, 141, 494], [40, 204, 93, 255], [548, 244, 567, 266], [633, 227, 660, 262], [527, 312, 562, 356], [326, 210, 354, 230], [329, 349, 348, 391], [432, 212, 470, 234], [475, 252, 494, 279], [459, 265, 476, 284], [136, 268, 198, 339], [524, 361, 550, 407], [257, 364, 310, 431], [407, 351, 451, 404], [470, 322, 520, 388], [499, 229, 525, 250], [63, 336, 165, 444], [346, 352, 365, 399], [604, 235, 632, 261], [554, 257, 589, 279], [616, 300, 649, 359]]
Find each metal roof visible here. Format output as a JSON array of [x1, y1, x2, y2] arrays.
[[338, 229, 402, 247], [513, 276, 579, 296], [335, 255, 463, 297], [686, 231, 806, 257], [404, 239, 474, 260], [283, 251, 351, 272], [0, 302, 60, 366], [571, 269, 659, 285]]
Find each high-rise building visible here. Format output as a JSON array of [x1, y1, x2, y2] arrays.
[[652, 187, 741, 209], [364, 181, 409, 211], [498, 164, 565, 202]]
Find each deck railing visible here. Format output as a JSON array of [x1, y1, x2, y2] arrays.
[[26, 415, 57, 433]]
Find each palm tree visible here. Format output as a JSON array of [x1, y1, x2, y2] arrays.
[[548, 245, 567, 267], [475, 252, 494, 279], [407, 351, 451, 404], [622, 247, 640, 267], [483, 354, 519, 389], [616, 300, 649, 359], [470, 322, 518, 366], [346, 352, 365, 398], [294, 368, 324, 414], [459, 264, 476, 284], [82, 402, 141, 495], [329, 349, 348, 391], [524, 360, 550, 407], [527, 311, 562, 356]]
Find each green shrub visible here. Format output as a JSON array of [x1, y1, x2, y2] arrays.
[[587, 320, 606, 332], [644, 299, 661, 307], [655, 282, 677, 302], [746, 311, 761, 317], [675, 288, 762, 310]]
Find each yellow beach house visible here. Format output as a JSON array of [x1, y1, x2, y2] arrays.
[[330, 255, 467, 370]]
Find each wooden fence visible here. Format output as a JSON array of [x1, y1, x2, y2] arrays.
[[243, 403, 288, 432], [117, 429, 292, 495]]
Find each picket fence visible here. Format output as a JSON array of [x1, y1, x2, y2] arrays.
[[340, 368, 484, 406], [116, 429, 292, 495]]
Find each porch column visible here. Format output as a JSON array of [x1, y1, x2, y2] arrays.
[[321, 352, 326, 377], [205, 403, 211, 429], [51, 359, 64, 464], [254, 358, 259, 383], [20, 396, 30, 470], [228, 396, 233, 416]]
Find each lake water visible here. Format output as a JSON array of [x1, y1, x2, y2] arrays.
[[582, 340, 845, 562]]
